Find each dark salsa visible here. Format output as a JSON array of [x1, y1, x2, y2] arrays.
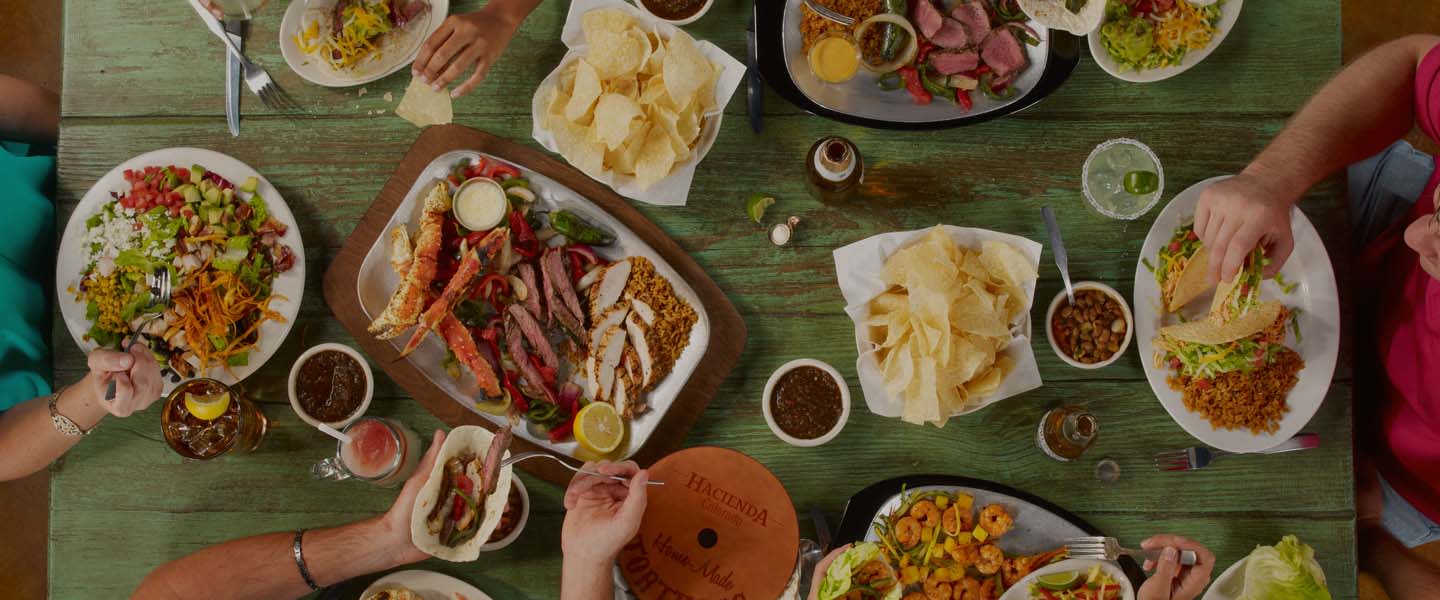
[[640, 0, 707, 21], [295, 350, 367, 423], [769, 365, 843, 439], [1051, 290, 1128, 364], [486, 485, 526, 543]]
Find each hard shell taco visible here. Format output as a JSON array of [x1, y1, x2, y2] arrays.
[[1153, 224, 1211, 313], [1154, 300, 1295, 380], [409, 425, 514, 562], [1209, 246, 1268, 322]]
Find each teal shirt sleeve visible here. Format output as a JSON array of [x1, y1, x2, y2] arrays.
[[0, 142, 55, 410]]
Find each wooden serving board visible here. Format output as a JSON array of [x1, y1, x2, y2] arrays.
[[323, 125, 746, 486]]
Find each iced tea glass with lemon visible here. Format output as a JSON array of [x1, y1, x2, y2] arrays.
[[162, 379, 269, 459]]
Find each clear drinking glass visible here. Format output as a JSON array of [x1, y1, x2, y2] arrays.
[[1082, 138, 1164, 220], [162, 378, 269, 460], [311, 417, 422, 487]]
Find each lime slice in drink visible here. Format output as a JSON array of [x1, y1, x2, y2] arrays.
[[184, 391, 231, 421], [1036, 571, 1081, 591], [1123, 170, 1159, 195], [746, 194, 775, 223]]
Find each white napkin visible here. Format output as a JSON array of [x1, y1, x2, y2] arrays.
[[530, 0, 744, 206], [833, 225, 1045, 420]]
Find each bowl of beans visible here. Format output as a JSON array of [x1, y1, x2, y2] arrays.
[[1046, 282, 1133, 369]]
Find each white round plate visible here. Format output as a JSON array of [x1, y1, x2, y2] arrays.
[[1087, 0, 1243, 83], [1201, 557, 1248, 600], [1132, 175, 1339, 453], [279, 0, 449, 87], [56, 148, 306, 394], [361, 569, 491, 600], [998, 558, 1136, 600]]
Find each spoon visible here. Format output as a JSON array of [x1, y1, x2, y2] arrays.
[[802, 0, 855, 26], [1041, 206, 1075, 306]]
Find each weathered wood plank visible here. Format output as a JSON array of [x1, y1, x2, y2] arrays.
[[59, 0, 1339, 118]]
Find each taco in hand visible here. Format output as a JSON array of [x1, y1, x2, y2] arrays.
[[1154, 224, 1211, 313], [1210, 246, 1269, 323], [1154, 300, 1295, 380], [817, 542, 902, 600], [409, 426, 514, 562]]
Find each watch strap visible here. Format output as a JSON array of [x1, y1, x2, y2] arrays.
[[48, 387, 90, 437]]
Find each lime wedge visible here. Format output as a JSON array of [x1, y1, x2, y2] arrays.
[[745, 194, 775, 223], [1036, 571, 1080, 591], [1123, 170, 1159, 195], [184, 391, 231, 421]]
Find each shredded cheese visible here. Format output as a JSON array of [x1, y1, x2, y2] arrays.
[[1154, 1, 1216, 54]]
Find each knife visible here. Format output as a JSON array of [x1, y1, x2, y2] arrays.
[[745, 9, 763, 134], [224, 18, 245, 136]]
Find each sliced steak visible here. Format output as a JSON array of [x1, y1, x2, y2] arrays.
[[951, 2, 991, 44], [517, 262, 544, 322], [480, 427, 512, 496], [911, 0, 945, 39], [505, 314, 558, 406], [930, 18, 972, 49], [540, 249, 584, 336], [507, 303, 559, 371], [393, 0, 428, 27], [931, 50, 980, 75], [981, 27, 1028, 77]]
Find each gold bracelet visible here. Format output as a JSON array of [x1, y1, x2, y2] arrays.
[[47, 385, 92, 437]]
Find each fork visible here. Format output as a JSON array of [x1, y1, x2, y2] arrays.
[[1066, 537, 1197, 566], [186, 0, 302, 112], [501, 450, 666, 486], [105, 268, 173, 401], [1153, 433, 1321, 472], [802, 0, 855, 26]]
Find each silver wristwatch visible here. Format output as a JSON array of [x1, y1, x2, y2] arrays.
[[48, 388, 91, 437]]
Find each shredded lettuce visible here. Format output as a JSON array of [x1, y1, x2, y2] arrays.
[[817, 543, 901, 600], [1238, 536, 1330, 600]]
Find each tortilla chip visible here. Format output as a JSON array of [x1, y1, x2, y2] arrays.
[[395, 77, 452, 127]]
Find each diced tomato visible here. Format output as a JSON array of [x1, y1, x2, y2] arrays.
[[1169, 357, 1182, 369], [168, 205, 181, 217], [1041, 589, 1059, 600], [1169, 241, 1181, 252], [1187, 230, 1199, 241], [1195, 378, 1211, 390]]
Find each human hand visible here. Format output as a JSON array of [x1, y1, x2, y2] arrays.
[[1137, 535, 1216, 600], [806, 544, 850, 600], [377, 429, 446, 567], [1194, 171, 1296, 284], [561, 461, 650, 571], [412, 5, 524, 98], [85, 346, 163, 418]]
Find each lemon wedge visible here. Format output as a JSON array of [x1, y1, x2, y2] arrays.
[[184, 391, 231, 421], [574, 402, 624, 454]]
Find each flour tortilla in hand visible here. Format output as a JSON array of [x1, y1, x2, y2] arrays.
[[396, 76, 453, 128], [409, 425, 513, 562], [1018, 0, 1106, 34]]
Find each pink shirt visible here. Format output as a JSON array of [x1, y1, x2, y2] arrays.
[[1364, 43, 1440, 523]]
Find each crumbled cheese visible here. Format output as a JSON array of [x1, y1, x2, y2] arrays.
[[82, 210, 142, 263], [383, 91, 394, 102]]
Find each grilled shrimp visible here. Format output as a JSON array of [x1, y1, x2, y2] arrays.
[[974, 544, 1004, 575], [923, 577, 951, 600], [941, 504, 973, 535], [978, 504, 1014, 538], [949, 543, 978, 569], [854, 560, 892, 585], [894, 516, 923, 548], [910, 499, 942, 528]]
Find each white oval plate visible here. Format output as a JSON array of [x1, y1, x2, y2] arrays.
[[1132, 175, 1339, 453], [1087, 0, 1243, 83], [1201, 557, 1248, 600], [361, 569, 491, 600], [998, 558, 1136, 600], [279, 0, 449, 88], [56, 148, 306, 393]]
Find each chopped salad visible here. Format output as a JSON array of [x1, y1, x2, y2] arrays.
[[1027, 565, 1122, 600], [1099, 0, 1224, 72], [73, 164, 296, 378]]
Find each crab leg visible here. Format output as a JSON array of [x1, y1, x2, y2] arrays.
[[398, 229, 507, 357], [437, 313, 502, 397]]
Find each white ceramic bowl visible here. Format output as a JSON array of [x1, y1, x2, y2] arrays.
[[1086, 0, 1244, 84], [480, 476, 529, 552], [630, 0, 714, 26], [762, 358, 850, 447], [1045, 282, 1134, 370], [288, 343, 374, 429]]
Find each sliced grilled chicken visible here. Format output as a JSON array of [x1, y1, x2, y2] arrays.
[[627, 294, 656, 325], [594, 326, 627, 405], [588, 258, 632, 321], [624, 311, 654, 388]]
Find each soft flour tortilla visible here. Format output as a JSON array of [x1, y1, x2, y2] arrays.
[[1166, 245, 1212, 312], [1018, 0, 1106, 34], [1157, 300, 1283, 346], [409, 425, 513, 562]]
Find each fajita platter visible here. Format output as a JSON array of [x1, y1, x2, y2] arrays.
[[754, 0, 1080, 129], [356, 149, 711, 460]]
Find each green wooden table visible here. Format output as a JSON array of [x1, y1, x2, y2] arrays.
[[53, 1, 1354, 597]]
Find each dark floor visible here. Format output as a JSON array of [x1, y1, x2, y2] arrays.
[[2, 1, 1437, 598]]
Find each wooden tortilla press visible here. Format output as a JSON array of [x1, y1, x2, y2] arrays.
[[617, 446, 800, 599]]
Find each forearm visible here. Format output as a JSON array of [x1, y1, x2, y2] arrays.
[[1359, 523, 1440, 596], [560, 557, 615, 600], [0, 377, 107, 482], [1247, 35, 1439, 204], [490, 0, 543, 26], [0, 74, 59, 145], [135, 517, 407, 600]]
